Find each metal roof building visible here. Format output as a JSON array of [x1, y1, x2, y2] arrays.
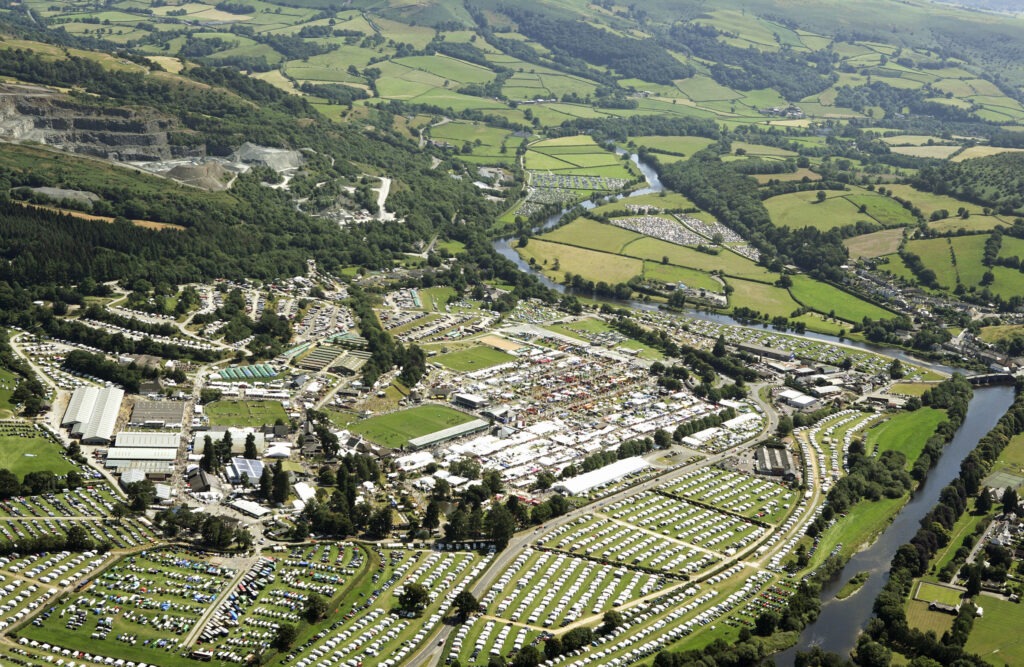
[[408, 419, 490, 450], [62, 386, 124, 444], [228, 457, 265, 485], [128, 400, 186, 428], [114, 432, 180, 448], [553, 456, 650, 496], [192, 429, 267, 456]]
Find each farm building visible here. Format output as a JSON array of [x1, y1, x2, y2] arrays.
[[114, 431, 179, 448], [408, 419, 490, 450], [756, 446, 795, 478], [128, 400, 186, 428], [61, 386, 124, 444], [553, 456, 650, 496]]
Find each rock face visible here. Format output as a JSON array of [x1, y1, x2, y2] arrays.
[[0, 83, 200, 161]]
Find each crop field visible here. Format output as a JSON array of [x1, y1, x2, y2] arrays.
[[950, 146, 1024, 162], [517, 239, 643, 285], [844, 228, 904, 258], [349, 404, 478, 448], [727, 279, 802, 319], [0, 421, 77, 478], [205, 400, 288, 428], [432, 346, 515, 371], [788, 275, 897, 323], [660, 468, 795, 524], [888, 145, 961, 158]]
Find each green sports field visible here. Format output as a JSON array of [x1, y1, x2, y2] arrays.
[[349, 405, 478, 448], [205, 400, 288, 428], [432, 346, 515, 371], [0, 427, 76, 479]]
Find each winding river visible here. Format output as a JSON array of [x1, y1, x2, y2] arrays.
[[492, 149, 1009, 660], [775, 384, 1016, 661], [493, 150, 956, 375]]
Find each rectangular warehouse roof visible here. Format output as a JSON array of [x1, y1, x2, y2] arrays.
[[104, 447, 178, 462], [192, 429, 267, 455], [128, 400, 186, 427], [62, 386, 125, 444], [554, 456, 650, 496], [408, 419, 490, 449], [114, 432, 180, 448]]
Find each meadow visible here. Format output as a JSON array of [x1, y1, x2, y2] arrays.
[[0, 422, 76, 478], [866, 408, 946, 465], [843, 228, 904, 259], [788, 275, 897, 323]]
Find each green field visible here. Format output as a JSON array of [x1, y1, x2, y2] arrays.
[[349, 404, 478, 448], [844, 228, 905, 258], [765, 189, 916, 232], [0, 368, 17, 418], [629, 135, 717, 158], [866, 408, 946, 464], [542, 218, 642, 254], [788, 275, 897, 323], [0, 427, 76, 479], [965, 597, 1024, 664], [727, 278, 802, 318], [205, 400, 288, 428], [432, 345, 515, 371], [903, 235, 992, 290], [517, 239, 643, 285]]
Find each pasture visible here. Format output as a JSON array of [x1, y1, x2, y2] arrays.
[[788, 275, 897, 323], [883, 184, 982, 219], [349, 405, 478, 448], [204, 400, 288, 428], [432, 346, 515, 371], [929, 215, 1009, 234], [542, 218, 642, 254], [517, 239, 642, 285], [844, 228, 904, 258], [629, 135, 717, 158], [866, 408, 945, 464], [727, 279, 802, 319]]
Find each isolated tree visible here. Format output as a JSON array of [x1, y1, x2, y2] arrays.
[[423, 500, 441, 531], [486, 504, 516, 550], [1003, 486, 1019, 516], [304, 593, 328, 623], [271, 460, 289, 505], [453, 590, 479, 620], [244, 433, 258, 460], [398, 583, 429, 615], [274, 624, 297, 650]]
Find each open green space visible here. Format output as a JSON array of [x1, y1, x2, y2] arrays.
[[0, 368, 17, 418], [204, 400, 288, 428], [958, 597, 1024, 664], [866, 408, 945, 464], [811, 494, 906, 569], [788, 275, 897, 323], [844, 228, 905, 259], [0, 426, 76, 478], [914, 581, 964, 606], [432, 345, 515, 371], [727, 278, 802, 318], [542, 218, 642, 254], [517, 239, 643, 285], [349, 404, 477, 448]]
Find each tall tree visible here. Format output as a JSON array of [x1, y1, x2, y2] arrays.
[[271, 460, 289, 505], [243, 432, 258, 460]]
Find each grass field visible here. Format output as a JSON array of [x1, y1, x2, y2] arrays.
[[0, 429, 76, 479], [0, 369, 17, 418], [929, 215, 1010, 234], [432, 345, 515, 371], [904, 235, 992, 290], [965, 597, 1024, 664], [906, 599, 956, 636], [542, 218, 641, 254], [205, 400, 288, 428], [889, 382, 939, 397], [628, 135, 717, 158], [727, 279, 802, 318], [349, 405, 478, 448], [844, 228, 905, 258], [788, 275, 898, 323], [866, 408, 946, 466], [765, 189, 916, 232], [978, 324, 1024, 344], [517, 239, 642, 285], [811, 494, 906, 569], [884, 184, 983, 218]]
